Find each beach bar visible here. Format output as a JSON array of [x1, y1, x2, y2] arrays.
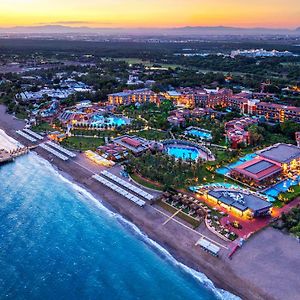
[[196, 238, 220, 257]]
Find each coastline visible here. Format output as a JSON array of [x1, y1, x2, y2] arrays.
[[0, 105, 282, 300]]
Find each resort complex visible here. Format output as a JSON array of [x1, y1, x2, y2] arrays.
[[1, 34, 300, 300], [106, 87, 300, 123], [10, 81, 300, 249]]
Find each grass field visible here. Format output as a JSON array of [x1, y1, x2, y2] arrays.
[[61, 136, 104, 151], [113, 58, 182, 69], [130, 173, 164, 191], [278, 185, 300, 203], [135, 129, 169, 141], [31, 122, 54, 133]]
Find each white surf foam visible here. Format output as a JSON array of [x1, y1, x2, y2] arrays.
[[0, 129, 23, 151]]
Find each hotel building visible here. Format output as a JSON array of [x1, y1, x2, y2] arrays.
[[230, 143, 300, 187], [225, 117, 258, 149], [256, 102, 300, 123], [107, 87, 300, 124], [108, 89, 161, 106], [205, 188, 272, 218]]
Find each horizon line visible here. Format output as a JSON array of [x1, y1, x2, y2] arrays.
[[0, 24, 298, 30]]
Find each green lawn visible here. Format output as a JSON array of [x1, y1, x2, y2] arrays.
[[135, 129, 169, 141], [31, 122, 54, 133], [113, 58, 182, 69], [278, 184, 300, 203], [71, 129, 116, 138], [130, 173, 164, 191], [61, 136, 104, 151], [15, 111, 28, 120]]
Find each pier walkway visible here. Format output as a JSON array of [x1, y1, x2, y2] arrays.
[[0, 147, 30, 164], [0, 149, 13, 164]]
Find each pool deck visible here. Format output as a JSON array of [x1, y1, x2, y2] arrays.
[[184, 127, 212, 140]]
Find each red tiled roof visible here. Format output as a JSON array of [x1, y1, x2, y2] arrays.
[[232, 158, 281, 181], [121, 137, 141, 148]]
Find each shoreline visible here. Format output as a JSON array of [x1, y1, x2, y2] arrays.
[[0, 105, 278, 300], [26, 152, 251, 299]]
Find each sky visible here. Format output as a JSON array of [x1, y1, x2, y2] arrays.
[[0, 0, 299, 28]]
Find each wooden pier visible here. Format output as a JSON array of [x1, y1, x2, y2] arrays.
[[0, 146, 30, 165], [0, 149, 13, 164]]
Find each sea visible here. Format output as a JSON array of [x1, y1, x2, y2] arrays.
[[0, 153, 239, 300]]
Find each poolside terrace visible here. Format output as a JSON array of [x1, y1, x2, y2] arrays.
[[184, 126, 212, 141]]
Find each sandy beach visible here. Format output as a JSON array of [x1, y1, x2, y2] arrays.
[[1, 104, 299, 300], [0, 129, 22, 151]]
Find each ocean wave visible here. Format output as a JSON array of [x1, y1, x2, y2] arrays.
[[31, 153, 240, 300], [115, 216, 240, 300]]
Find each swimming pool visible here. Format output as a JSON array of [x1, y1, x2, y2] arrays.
[[166, 146, 200, 161], [91, 115, 129, 127], [185, 128, 212, 140], [190, 183, 276, 202], [263, 177, 300, 198], [216, 167, 230, 175], [216, 153, 258, 175]]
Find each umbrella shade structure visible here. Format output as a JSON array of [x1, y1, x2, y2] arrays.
[[190, 203, 199, 210], [197, 208, 205, 216]]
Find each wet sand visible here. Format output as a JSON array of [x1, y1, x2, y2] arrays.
[[1, 104, 298, 300]]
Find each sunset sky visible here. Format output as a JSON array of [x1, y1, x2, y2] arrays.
[[0, 0, 299, 28]]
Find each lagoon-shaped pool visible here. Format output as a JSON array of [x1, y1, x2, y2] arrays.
[[263, 176, 300, 198], [163, 140, 214, 162], [166, 145, 200, 161], [185, 127, 212, 140], [91, 115, 129, 127]]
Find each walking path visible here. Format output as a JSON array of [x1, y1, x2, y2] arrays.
[[162, 209, 182, 225], [152, 206, 228, 249]]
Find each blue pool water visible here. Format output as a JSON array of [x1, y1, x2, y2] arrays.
[[264, 188, 280, 198], [216, 167, 230, 176], [186, 129, 212, 140], [239, 153, 257, 162], [91, 115, 128, 127], [166, 146, 200, 160], [0, 153, 238, 300], [190, 183, 275, 203], [263, 177, 300, 198], [216, 154, 258, 175]]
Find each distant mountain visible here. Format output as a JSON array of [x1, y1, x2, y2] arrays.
[[170, 26, 297, 35], [0, 25, 299, 36]]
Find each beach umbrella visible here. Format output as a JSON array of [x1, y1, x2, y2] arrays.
[[197, 208, 204, 216], [190, 203, 198, 210]]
